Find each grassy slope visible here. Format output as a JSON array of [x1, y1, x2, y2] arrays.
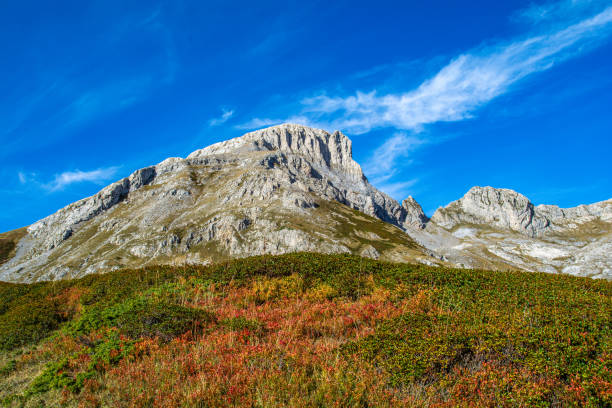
[[0, 229, 27, 267], [0, 253, 610, 407]]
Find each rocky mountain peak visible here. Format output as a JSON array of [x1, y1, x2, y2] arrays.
[[1, 123, 436, 282], [430, 186, 612, 239], [431, 186, 550, 237], [188, 124, 365, 181]]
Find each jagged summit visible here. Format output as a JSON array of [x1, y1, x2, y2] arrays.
[[401, 196, 429, 228], [431, 186, 549, 237], [188, 124, 365, 182], [421, 186, 612, 278]]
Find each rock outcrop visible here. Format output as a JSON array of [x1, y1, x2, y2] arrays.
[[430, 186, 611, 237], [430, 186, 550, 237], [422, 186, 612, 279], [401, 196, 429, 229]]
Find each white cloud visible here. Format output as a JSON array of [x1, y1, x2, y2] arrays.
[[235, 115, 321, 130], [44, 167, 120, 192], [208, 108, 235, 126], [235, 2, 612, 199], [514, 0, 608, 25], [363, 133, 424, 184], [235, 117, 282, 129], [17, 171, 38, 185], [240, 6, 612, 136], [298, 5, 612, 135]]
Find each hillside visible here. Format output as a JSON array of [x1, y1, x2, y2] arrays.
[[0, 253, 610, 407]]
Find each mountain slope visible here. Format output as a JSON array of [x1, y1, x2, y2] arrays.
[[1, 124, 610, 282], [0, 254, 610, 407], [0, 124, 432, 282]]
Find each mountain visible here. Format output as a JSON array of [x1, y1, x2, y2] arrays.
[[0, 124, 434, 282], [420, 186, 612, 278], [1, 124, 610, 282]]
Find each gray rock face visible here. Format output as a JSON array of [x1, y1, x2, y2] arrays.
[[430, 186, 611, 237], [401, 196, 429, 228], [1, 124, 610, 282], [27, 167, 157, 253], [431, 187, 550, 237], [189, 124, 365, 182], [420, 186, 612, 279], [0, 124, 430, 282]]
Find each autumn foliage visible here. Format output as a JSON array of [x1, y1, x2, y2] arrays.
[[0, 253, 610, 407]]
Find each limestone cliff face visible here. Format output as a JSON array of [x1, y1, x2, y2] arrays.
[[430, 186, 611, 237], [402, 197, 429, 229], [188, 124, 365, 182], [430, 187, 550, 237], [0, 124, 431, 282]]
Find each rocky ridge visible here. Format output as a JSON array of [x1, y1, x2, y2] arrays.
[[419, 186, 612, 278], [0, 124, 610, 282]]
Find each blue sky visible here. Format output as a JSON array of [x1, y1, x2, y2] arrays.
[[2, 0, 612, 232]]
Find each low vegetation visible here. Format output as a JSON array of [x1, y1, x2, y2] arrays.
[[0, 253, 609, 407]]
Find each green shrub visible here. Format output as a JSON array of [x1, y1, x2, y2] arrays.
[[25, 358, 73, 396], [0, 359, 16, 376], [0, 297, 66, 351], [69, 297, 216, 341]]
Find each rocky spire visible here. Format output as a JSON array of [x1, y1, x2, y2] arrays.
[[401, 196, 429, 228]]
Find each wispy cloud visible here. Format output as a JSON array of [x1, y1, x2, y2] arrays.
[[235, 115, 320, 130], [375, 179, 420, 200], [220, 2, 612, 203], [208, 108, 235, 126], [1, 5, 178, 160], [235, 117, 282, 129], [363, 133, 424, 184], [513, 0, 609, 25], [361, 133, 424, 199], [235, 2, 612, 199], [43, 167, 120, 192], [18, 172, 28, 184], [59, 77, 154, 129], [241, 4, 612, 136], [297, 6, 612, 134]]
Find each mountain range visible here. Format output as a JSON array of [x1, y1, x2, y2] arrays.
[[1, 123, 610, 282]]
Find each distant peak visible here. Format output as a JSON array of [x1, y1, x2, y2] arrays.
[[401, 196, 429, 228], [431, 186, 547, 236]]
